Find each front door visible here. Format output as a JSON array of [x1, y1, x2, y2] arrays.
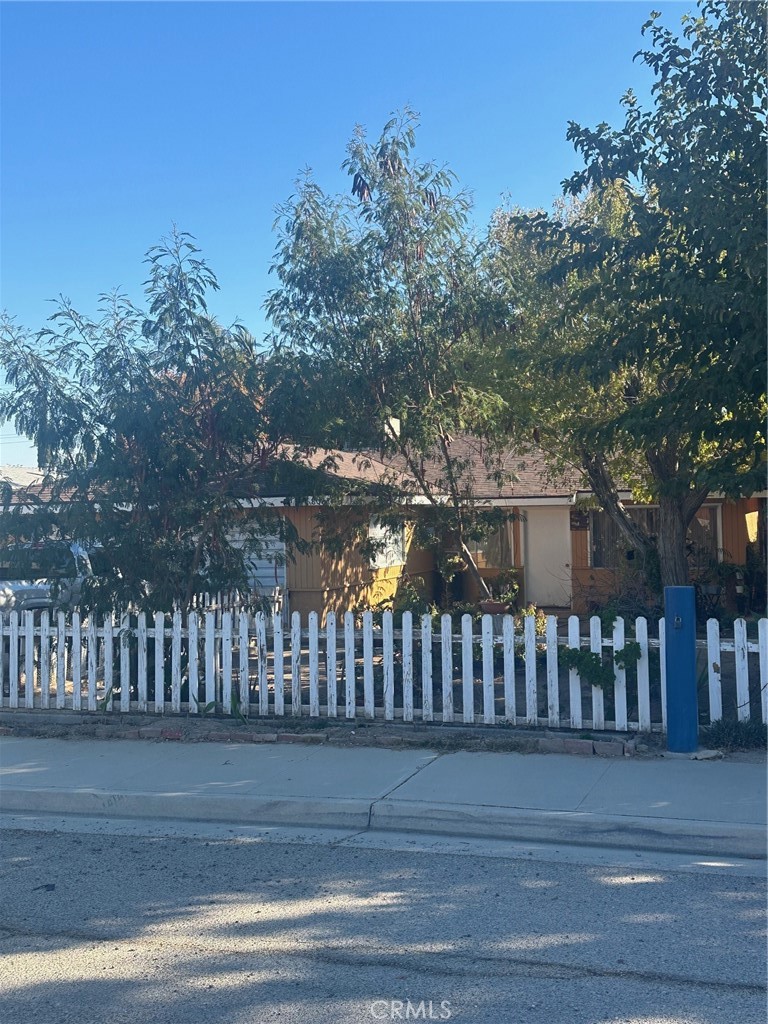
[[523, 507, 571, 607]]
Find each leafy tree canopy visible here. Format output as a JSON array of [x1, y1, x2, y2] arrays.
[[502, 0, 766, 588], [0, 230, 309, 610], [266, 109, 519, 597]]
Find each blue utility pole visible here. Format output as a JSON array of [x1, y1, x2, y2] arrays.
[[664, 586, 698, 753]]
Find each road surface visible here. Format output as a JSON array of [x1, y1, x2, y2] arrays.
[[1, 815, 765, 1024]]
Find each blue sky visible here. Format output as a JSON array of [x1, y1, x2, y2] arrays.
[[1, 0, 690, 466]]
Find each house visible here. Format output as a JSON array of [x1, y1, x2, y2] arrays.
[[2, 445, 764, 619], [0, 455, 435, 622], [402, 440, 766, 616]]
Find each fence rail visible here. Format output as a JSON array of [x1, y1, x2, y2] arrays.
[[1, 609, 766, 732]]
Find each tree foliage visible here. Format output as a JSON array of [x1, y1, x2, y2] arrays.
[[266, 110, 518, 597], [0, 230, 306, 610], [503, 1, 766, 589]]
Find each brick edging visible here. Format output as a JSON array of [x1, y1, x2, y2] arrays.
[[0, 711, 641, 756]]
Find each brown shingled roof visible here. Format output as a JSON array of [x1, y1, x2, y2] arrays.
[[1, 440, 584, 507], [371, 437, 584, 500]]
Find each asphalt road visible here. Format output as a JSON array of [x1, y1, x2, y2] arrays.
[[0, 816, 765, 1024]]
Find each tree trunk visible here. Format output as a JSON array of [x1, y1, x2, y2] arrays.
[[459, 539, 492, 601], [657, 495, 690, 590], [581, 451, 653, 557]]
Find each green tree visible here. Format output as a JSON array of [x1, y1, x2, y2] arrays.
[[503, 1, 766, 590], [0, 230, 306, 610], [266, 110, 517, 598]]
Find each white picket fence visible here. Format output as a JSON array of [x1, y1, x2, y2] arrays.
[[1, 609, 766, 732]]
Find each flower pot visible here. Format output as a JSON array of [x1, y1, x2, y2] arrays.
[[479, 599, 509, 615]]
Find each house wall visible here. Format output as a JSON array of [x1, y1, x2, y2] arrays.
[[461, 510, 525, 607], [569, 497, 764, 615], [721, 496, 759, 562], [283, 508, 436, 621]]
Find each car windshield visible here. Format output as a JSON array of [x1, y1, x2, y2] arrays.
[[0, 544, 82, 581]]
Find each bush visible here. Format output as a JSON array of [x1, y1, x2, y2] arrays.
[[700, 719, 768, 752]]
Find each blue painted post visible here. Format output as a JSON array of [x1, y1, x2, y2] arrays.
[[664, 586, 698, 753]]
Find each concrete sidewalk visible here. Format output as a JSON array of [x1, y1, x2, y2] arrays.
[[1, 736, 765, 858]]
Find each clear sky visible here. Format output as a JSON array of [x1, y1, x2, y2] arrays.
[[1, 0, 691, 466]]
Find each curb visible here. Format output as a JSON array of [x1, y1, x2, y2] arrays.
[[369, 800, 767, 860], [0, 712, 644, 758], [0, 788, 372, 831], [2, 786, 764, 860]]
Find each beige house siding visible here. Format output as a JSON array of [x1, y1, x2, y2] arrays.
[[284, 508, 436, 620]]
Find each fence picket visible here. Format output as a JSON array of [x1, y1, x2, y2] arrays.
[[734, 618, 750, 722], [309, 611, 320, 717], [344, 611, 356, 719], [256, 611, 268, 717], [503, 614, 516, 723], [103, 613, 114, 711], [188, 612, 199, 713], [441, 614, 454, 723], [171, 610, 182, 713], [402, 611, 414, 722], [589, 616, 604, 729], [119, 612, 130, 711], [239, 610, 251, 714], [154, 612, 165, 713], [72, 611, 82, 712], [482, 614, 495, 725], [87, 616, 98, 711], [421, 614, 433, 722], [40, 611, 51, 710], [291, 611, 302, 716], [461, 614, 474, 724], [613, 617, 627, 731], [57, 611, 66, 709], [706, 618, 723, 723], [635, 617, 651, 732], [273, 611, 285, 716], [362, 611, 374, 719], [524, 614, 537, 725], [383, 610, 394, 721], [545, 615, 559, 728], [222, 611, 233, 714], [205, 611, 216, 709], [567, 615, 581, 729], [326, 612, 337, 717], [24, 610, 35, 708], [4, 605, 760, 735], [9, 611, 19, 707], [759, 618, 768, 726]]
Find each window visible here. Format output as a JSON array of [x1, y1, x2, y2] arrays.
[[0, 542, 87, 581], [591, 506, 719, 568], [368, 519, 406, 569], [471, 523, 513, 568]]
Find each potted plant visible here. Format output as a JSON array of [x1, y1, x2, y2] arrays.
[[480, 569, 520, 615]]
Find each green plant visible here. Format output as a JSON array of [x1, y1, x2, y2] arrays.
[[559, 647, 614, 689], [559, 640, 642, 690], [390, 576, 433, 617], [446, 601, 483, 622], [96, 684, 114, 712], [192, 695, 217, 716], [701, 719, 767, 752], [489, 568, 520, 607], [614, 639, 641, 671], [516, 603, 547, 636]]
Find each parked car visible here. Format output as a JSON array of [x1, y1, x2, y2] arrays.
[[0, 542, 93, 613]]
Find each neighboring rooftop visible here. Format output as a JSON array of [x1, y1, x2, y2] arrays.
[[0, 465, 44, 489]]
